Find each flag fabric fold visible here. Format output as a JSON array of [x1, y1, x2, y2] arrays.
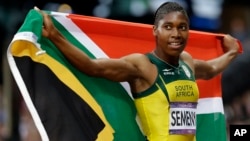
[[7, 9, 242, 141]]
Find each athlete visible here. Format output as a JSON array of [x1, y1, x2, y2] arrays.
[[38, 2, 240, 141]]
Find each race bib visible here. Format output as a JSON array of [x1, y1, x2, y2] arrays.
[[169, 102, 197, 134]]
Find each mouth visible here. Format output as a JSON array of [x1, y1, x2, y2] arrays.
[[168, 41, 184, 49]]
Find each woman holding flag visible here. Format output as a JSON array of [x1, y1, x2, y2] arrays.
[[37, 1, 240, 141]]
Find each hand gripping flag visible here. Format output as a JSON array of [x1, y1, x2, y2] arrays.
[[7, 9, 242, 141]]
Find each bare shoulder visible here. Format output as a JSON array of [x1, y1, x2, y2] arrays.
[[180, 51, 192, 60], [122, 53, 157, 92], [122, 53, 152, 65], [122, 53, 148, 59], [120, 53, 156, 74], [180, 51, 194, 71]]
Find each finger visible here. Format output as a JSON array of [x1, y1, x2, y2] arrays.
[[34, 6, 46, 16], [34, 6, 41, 11]]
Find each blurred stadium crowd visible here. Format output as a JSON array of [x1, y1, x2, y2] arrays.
[[1, 0, 250, 140]]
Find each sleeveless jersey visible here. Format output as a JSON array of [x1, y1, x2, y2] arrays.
[[133, 53, 199, 141]]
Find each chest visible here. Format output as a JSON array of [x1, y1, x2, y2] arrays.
[[157, 64, 199, 102]]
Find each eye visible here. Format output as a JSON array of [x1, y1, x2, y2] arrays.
[[179, 25, 188, 31], [164, 25, 172, 30]]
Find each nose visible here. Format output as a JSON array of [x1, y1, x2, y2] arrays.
[[171, 28, 180, 37]]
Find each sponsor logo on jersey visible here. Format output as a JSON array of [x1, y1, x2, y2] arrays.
[[162, 68, 174, 75]]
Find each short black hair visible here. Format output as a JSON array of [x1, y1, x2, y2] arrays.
[[153, 1, 189, 26]]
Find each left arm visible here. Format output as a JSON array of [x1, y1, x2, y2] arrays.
[[194, 34, 240, 80]]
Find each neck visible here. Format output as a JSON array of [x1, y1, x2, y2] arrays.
[[152, 50, 179, 66]]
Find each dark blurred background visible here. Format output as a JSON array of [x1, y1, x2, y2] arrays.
[[1, 0, 250, 140]]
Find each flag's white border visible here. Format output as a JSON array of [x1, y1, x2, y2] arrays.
[[197, 97, 224, 114], [7, 32, 49, 141]]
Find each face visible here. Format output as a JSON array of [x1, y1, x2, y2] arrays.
[[153, 11, 189, 58]]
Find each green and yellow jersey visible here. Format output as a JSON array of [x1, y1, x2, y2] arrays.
[[133, 53, 199, 141]]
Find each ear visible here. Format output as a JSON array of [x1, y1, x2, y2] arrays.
[[153, 25, 157, 36]]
